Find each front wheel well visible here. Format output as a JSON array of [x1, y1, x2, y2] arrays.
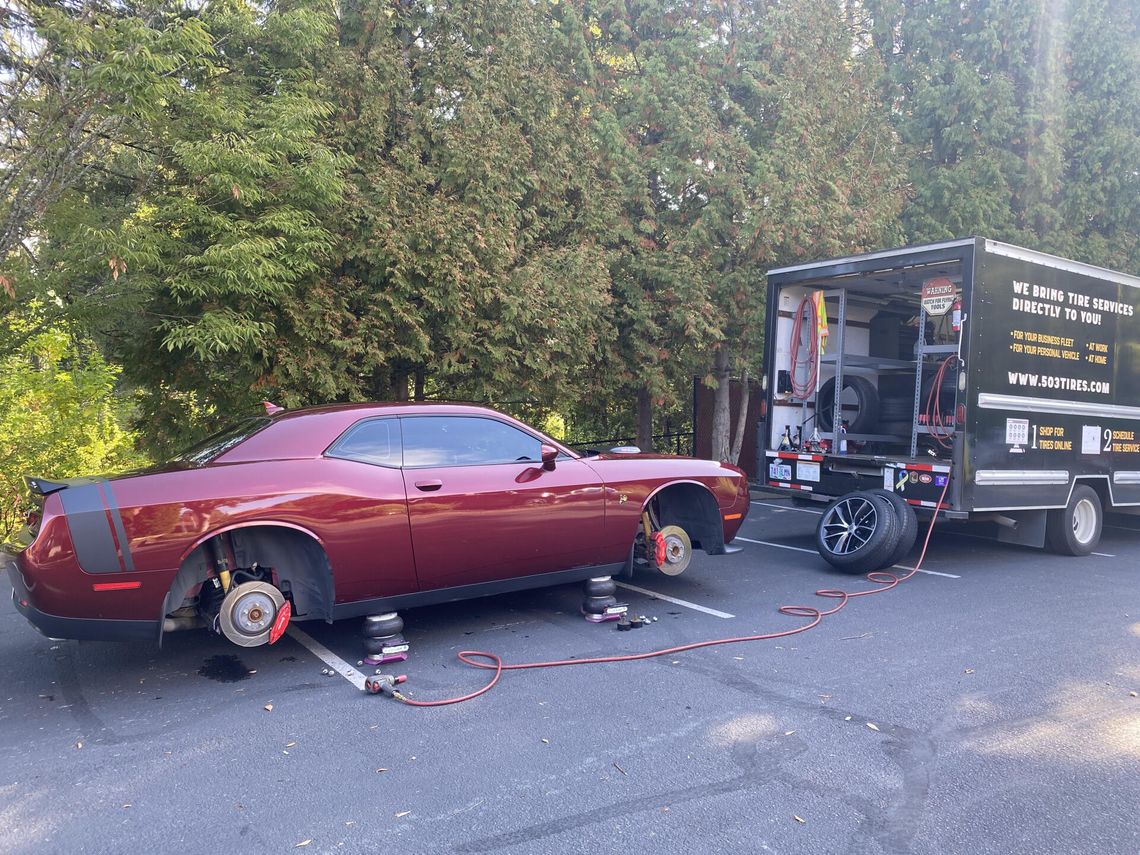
[[163, 526, 334, 628], [648, 483, 725, 555]]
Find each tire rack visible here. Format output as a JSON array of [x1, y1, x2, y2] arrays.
[[908, 303, 959, 458], [817, 287, 915, 446], [810, 289, 961, 456]]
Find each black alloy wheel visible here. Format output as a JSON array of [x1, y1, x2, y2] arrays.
[[815, 491, 901, 572]]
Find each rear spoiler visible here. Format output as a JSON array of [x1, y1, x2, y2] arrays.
[[25, 477, 71, 497]]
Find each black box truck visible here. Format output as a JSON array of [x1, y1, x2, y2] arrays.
[[760, 237, 1140, 567]]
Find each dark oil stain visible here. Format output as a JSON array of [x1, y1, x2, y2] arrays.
[[279, 656, 297, 662], [198, 654, 252, 683]]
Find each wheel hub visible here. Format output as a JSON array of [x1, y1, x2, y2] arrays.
[[655, 525, 692, 576], [218, 581, 286, 647], [1072, 498, 1097, 543], [234, 593, 273, 635]]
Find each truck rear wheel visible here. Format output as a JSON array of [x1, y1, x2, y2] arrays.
[[816, 491, 900, 572], [1046, 485, 1102, 556]]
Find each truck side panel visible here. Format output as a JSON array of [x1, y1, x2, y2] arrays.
[[967, 242, 1140, 510]]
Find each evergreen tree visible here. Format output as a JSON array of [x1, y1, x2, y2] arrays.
[[584, 0, 904, 457], [267, 0, 614, 411], [867, 0, 1139, 269], [7, 2, 346, 454]]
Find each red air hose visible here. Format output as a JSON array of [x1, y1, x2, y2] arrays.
[[789, 295, 819, 400], [388, 478, 953, 707], [925, 356, 957, 449]]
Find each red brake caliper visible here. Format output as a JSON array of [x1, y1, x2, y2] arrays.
[[651, 531, 667, 568], [268, 599, 292, 644]]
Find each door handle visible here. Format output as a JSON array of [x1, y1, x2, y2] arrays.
[[414, 480, 443, 492]]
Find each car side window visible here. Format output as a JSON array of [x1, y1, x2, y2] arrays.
[[402, 417, 542, 467], [327, 418, 401, 467]]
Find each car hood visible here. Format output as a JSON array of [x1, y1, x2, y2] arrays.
[[583, 452, 683, 462]]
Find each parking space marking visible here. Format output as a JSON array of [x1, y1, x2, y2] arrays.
[[751, 501, 823, 515], [615, 582, 735, 619], [735, 535, 814, 554], [897, 565, 961, 579], [286, 625, 366, 691], [733, 536, 961, 578], [1092, 552, 1115, 557]]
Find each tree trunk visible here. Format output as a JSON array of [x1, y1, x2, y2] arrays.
[[710, 346, 732, 461], [389, 368, 409, 401], [636, 384, 654, 452], [729, 365, 750, 465], [414, 367, 425, 401]]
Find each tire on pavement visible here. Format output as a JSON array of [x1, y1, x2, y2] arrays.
[[815, 491, 900, 572], [868, 488, 919, 569]]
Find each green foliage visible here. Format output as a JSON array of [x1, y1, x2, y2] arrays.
[[582, 0, 905, 454], [0, 0, 217, 272], [867, 0, 1140, 269], [2, 0, 1135, 460], [266, 0, 614, 412], [0, 307, 146, 539], [9, 1, 347, 453]]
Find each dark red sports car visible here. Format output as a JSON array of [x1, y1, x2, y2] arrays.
[[4, 403, 748, 648]]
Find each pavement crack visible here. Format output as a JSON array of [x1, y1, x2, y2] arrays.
[[452, 737, 807, 852]]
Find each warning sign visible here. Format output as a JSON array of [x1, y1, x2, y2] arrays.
[[921, 277, 956, 316]]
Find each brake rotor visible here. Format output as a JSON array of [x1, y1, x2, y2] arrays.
[[218, 581, 286, 647], [656, 525, 692, 576]]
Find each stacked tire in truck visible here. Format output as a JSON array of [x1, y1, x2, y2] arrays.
[[761, 238, 1140, 568]]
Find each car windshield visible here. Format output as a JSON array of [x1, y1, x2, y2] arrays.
[[170, 417, 271, 465]]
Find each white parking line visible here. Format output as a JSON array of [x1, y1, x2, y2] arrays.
[[286, 625, 367, 691], [733, 536, 961, 578], [751, 501, 823, 515], [735, 536, 814, 554], [1092, 552, 1115, 557], [896, 565, 961, 579], [615, 582, 735, 619]]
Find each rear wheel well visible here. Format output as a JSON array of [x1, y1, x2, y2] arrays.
[[1076, 477, 1109, 509], [163, 526, 334, 627], [649, 483, 725, 554]]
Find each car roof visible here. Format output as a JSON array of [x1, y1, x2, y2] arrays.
[[268, 401, 504, 422], [213, 401, 565, 464]]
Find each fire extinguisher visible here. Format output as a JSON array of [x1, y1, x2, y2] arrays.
[[951, 296, 962, 333]]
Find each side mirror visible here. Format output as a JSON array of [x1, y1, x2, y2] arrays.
[[540, 444, 558, 471]]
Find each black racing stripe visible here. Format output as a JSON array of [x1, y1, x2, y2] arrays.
[[98, 480, 135, 573], [59, 483, 121, 574]]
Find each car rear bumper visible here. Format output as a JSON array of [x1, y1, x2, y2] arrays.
[[5, 557, 159, 643]]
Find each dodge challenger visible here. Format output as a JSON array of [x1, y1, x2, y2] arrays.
[[4, 403, 749, 647]]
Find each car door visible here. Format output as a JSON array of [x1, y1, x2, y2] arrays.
[[401, 415, 606, 589], [322, 416, 419, 601]]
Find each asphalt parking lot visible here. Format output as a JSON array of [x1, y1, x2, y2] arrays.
[[2, 490, 1138, 854]]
